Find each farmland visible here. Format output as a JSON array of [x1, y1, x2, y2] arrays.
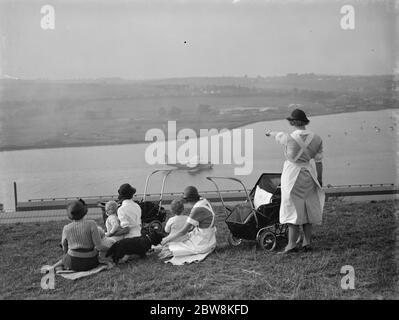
[[0, 74, 396, 151]]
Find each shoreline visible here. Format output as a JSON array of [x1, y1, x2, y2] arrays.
[[0, 107, 395, 152]]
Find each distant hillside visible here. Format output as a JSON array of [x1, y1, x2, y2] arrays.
[[0, 74, 396, 151], [0, 74, 396, 102]]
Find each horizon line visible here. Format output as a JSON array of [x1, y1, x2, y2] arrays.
[[0, 72, 395, 82]]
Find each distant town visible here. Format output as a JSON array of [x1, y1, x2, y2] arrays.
[[0, 73, 397, 151]]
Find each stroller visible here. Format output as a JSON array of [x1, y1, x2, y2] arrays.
[[98, 169, 172, 235], [206, 173, 287, 251]]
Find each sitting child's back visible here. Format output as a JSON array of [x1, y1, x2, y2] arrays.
[[165, 215, 187, 235], [105, 212, 120, 235], [165, 199, 187, 241], [102, 200, 123, 247]]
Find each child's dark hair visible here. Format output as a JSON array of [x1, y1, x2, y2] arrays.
[[170, 198, 184, 216]]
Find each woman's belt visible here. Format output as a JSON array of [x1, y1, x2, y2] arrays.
[[72, 247, 95, 252], [68, 247, 97, 258], [286, 160, 310, 166]]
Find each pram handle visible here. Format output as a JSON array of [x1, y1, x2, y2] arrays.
[[206, 176, 255, 211], [143, 169, 176, 204]]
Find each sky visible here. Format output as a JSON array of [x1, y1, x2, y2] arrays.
[[0, 0, 396, 79]]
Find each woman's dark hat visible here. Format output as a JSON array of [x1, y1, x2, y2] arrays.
[[67, 199, 88, 220], [183, 186, 200, 202], [286, 109, 309, 124], [118, 183, 136, 200]]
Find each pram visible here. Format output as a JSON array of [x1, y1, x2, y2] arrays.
[[206, 173, 287, 251], [138, 169, 172, 234]]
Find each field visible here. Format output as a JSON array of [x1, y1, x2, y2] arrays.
[[0, 75, 395, 151], [0, 199, 397, 300]]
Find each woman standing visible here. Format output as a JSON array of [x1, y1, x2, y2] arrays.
[[160, 186, 217, 265], [265, 108, 325, 253]]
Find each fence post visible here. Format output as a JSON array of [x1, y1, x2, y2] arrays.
[[13, 182, 18, 211]]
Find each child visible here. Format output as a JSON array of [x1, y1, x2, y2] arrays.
[[100, 200, 124, 248], [47, 199, 109, 272], [164, 198, 188, 242]]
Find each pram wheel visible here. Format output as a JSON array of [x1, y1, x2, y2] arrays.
[[148, 220, 163, 232], [227, 233, 242, 247], [258, 231, 277, 251]]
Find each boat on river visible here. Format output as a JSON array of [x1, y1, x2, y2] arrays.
[[166, 155, 213, 174]]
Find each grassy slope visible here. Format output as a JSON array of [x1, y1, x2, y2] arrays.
[[0, 200, 397, 300]]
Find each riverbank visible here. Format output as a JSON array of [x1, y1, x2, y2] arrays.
[[0, 200, 397, 299], [0, 107, 395, 152]]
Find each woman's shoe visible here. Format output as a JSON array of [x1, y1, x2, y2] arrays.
[[296, 236, 303, 247]]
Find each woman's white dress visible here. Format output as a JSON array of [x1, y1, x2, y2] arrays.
[[165, 198, 217, 265], [275, 129, 325, 225]]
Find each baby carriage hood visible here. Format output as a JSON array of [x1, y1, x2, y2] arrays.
[[249, 173, 281, 198]]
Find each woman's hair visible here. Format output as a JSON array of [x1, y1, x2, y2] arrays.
[[289, 119, 309, 127], [170, 198, 184, 216], [117, 183, 136, 201], [67, 199, 88, 221], [105, 200, 118, 216]]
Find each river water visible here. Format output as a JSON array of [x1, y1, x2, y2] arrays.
[[0, 109, 397, 211]]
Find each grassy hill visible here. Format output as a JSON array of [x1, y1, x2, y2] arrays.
[[0, 199, 397, 299]]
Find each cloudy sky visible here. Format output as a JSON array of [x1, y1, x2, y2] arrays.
[[0, 0, 395, 79]]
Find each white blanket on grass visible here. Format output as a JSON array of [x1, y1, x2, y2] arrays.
[[41, 263, 112, 280], [165, 252, 212, 266], [56, 264, 110, 280]]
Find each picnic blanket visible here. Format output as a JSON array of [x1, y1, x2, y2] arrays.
[[41, 263, 113, 280]]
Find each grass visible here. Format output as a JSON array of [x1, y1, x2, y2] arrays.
[[0, 200, 397, 300]]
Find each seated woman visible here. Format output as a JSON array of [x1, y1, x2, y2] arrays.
[[50, 199, 109, 272], [113, 183, 142, 239], [159, 186, 217, 265]]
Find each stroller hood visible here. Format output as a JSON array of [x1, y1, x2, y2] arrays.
[[249, 173, 281, 196]]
